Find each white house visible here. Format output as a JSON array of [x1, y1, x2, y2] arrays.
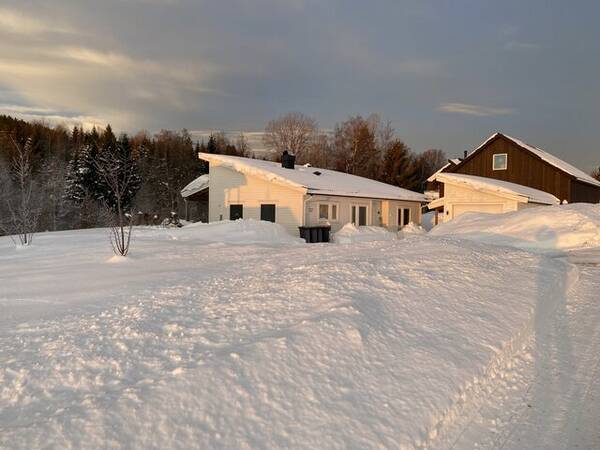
[[428, 173, 560, 223], [197, 152, 427, 236]]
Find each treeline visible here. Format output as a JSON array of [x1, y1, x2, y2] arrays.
[[0, 115, 248, 235], [263, 112, 447, 192]]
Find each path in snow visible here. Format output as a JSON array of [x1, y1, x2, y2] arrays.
[[447, 255, 600, 450]]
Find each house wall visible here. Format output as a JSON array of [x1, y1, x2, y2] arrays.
[[208, 163, 305, 236], [439, 183, 522, 222], [305, 195, 422, 232], [449, 135, 574, 202], [571, 180, 600, 203]]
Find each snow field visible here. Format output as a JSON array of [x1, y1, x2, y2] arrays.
[[0, 222, 576, 449]]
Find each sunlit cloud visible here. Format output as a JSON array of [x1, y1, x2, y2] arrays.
[[0, 7, 74, 35], [436, 103, 516, 117]]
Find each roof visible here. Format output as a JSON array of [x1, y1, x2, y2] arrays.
[[181, 174, 209, 198], [426, 158, 462, 182], [469, 133, 600, 188], [432, 173, 560, 205], [199, 153, 427, 202]]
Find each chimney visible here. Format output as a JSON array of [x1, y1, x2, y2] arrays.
[[463, 150, 468, 159], [281, 150, 296, 169]]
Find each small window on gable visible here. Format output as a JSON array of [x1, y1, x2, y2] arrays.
[[493, 153, 508, 171], [319, 204, 329, 220]]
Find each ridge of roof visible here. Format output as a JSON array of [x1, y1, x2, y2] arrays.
[[199, 152, 427, 202]]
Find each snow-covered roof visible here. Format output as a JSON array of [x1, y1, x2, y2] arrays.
[[433, 173, 560, 205], [426, 159, 461, 182], [181, 174, 209, 198], [470, 133, 600, 188], [199, 153, 427, 202]]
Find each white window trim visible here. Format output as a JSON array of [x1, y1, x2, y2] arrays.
[[493, 153, 508, 171], [318, 203, 340, 222]]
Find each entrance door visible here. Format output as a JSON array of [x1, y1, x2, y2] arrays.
[[229, 204, 243, 220], [352, 205, 368, 226]]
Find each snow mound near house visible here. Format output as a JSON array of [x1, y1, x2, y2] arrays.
[[399, 222, 426, 237], [431, 203, 600, 252], [332, 223, 398, 244], [175, 219, 305, 245]]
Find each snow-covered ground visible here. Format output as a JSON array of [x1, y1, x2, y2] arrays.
[[1, 207, 599, 449]]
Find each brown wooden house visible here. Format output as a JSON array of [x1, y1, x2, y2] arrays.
[[434, 133, 600, 204]]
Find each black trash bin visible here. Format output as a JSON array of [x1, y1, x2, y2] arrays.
[[298, 225, 331, 243]]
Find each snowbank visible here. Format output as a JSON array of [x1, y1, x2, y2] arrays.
[[332, 223, 398, 244], [399, 222, 426, 237], [174, 219, 305, 245], [430, 203, 600, 252]]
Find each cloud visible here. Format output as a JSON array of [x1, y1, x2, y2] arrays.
[[0, 103, 108, 130], [0, 7, 73, 35], [436, 102, 516, 117]]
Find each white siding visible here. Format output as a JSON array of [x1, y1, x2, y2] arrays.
[[439, 183, 521, 222], [305, 195, 422, 233], [208, 164, 305, 236]]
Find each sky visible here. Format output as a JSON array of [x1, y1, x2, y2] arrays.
[[0, 0, 599, 170]]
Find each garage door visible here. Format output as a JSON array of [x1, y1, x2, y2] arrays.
[[452, 203, 504, 218]]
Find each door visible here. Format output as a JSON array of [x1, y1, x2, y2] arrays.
[[398, 208, 411, 228], [229, 204, 243, 220], [352, 205, 368, 226], [260, 204, 276, 222]]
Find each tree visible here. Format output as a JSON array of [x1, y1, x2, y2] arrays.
[[94, 134, 141, 256], [236, 133, 251, 157], [592, 166, 600, 182], [332, 115, 381, 179], [2, 136, 41, 246], [413, 149, 447, 192], [381, 139, 420, 190], [263, 112, 318, 162]]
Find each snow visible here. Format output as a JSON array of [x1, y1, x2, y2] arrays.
[[199, 152, 427, 202], [175, 219, 305, 245], [180, 174, 209, 198], [430, 203, 600, 252], [331, 223, 398, 243], [422, 211, 436, 231], [1, 214, 598, 448], [432, 173, 560, 205], [471, 133, 600, 188]]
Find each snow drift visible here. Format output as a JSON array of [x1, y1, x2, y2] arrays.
[[431, 203, 600, 252], [0, 226, 576, 449], [173, 219, 305, 245], [332, 223, 398, 243]]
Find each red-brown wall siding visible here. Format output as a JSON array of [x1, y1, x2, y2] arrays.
[[449, 136, 575, 202], [572, 180, 600, 203]]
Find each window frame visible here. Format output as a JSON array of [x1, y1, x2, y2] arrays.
[[260, 203, 276, 223], [397, 207, 411, 228], [492, 153, 508, 171], [229, 204, 243, 220], [318, 203, 339, 222]]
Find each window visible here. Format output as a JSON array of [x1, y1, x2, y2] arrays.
[[398, 208, 411, 228], [352, 205, 368, 226], [260, 204, 276, 222], [229, 204, 243, 220], [493, 153, 508, 171], [318, 204, 338, 221], [319, 204, 329, 220]]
